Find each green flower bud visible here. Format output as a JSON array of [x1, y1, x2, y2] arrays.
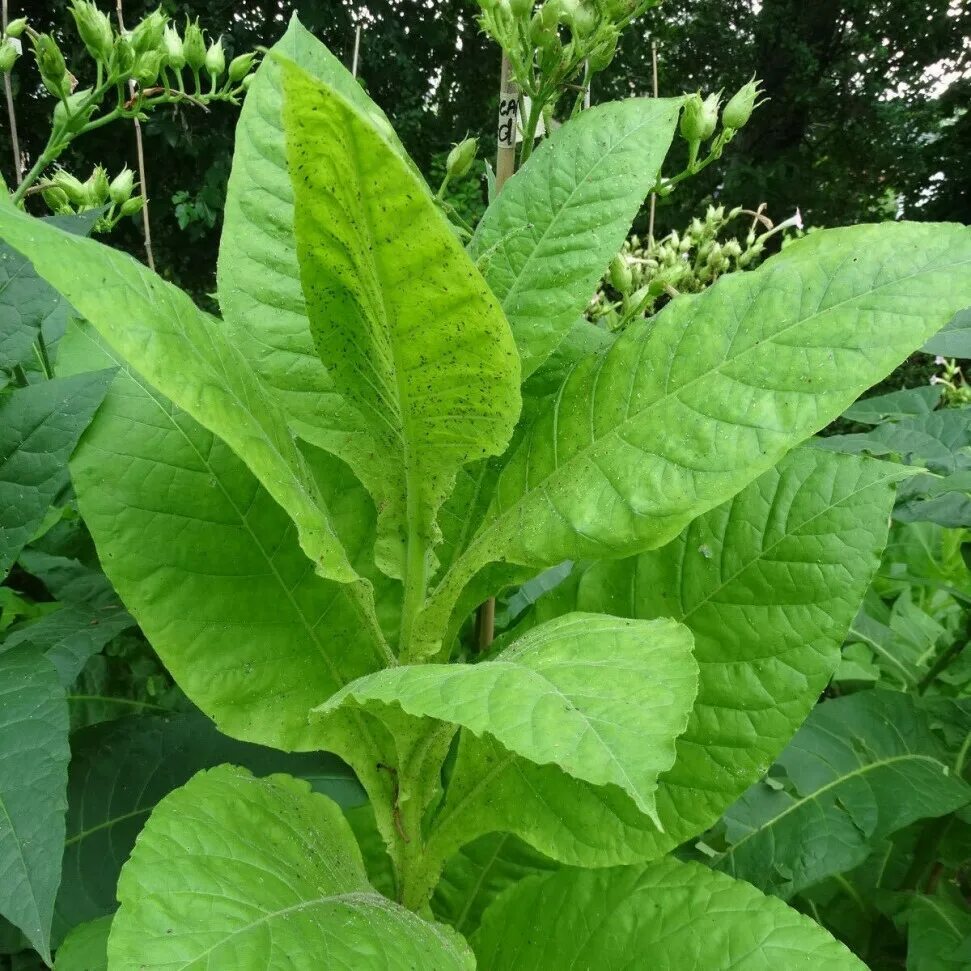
[[0, 39, 17, 74], [33, 33, 70, 99], [131, 8, 167, 57], [52, 87, 96, 132], [162, 24, 184, 69], [446, 137, 478, 180], [133, 50, 162, 86], [120, 195, 145, 217], [182, 18, 206, 72], [204, 36, 225, 78], [699, 91, 721, 140], [228, 51, 257, 83], [586, 25, 618, 71], [609, 255, 633, 293], [88, 165, 111, 206], [52, 169, 88, 206], [509, 0, 533, 18], [42, 185, 72, 214], [241, 72, 255, 92], [108, 35, 134, 80], [679, 93, 706, 144], [477, 0, 497, 10], [539, 0, 561, 28], [4, 17, 27, 39], [537, 26, 564, 72], [722, 75, 764, 131], [68, 1, 114, 63], [108, 167, 135, 205], [560, 0, 596, 36]]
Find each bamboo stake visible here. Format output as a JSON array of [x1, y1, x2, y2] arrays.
[[647, 40, 658, 244], [2, 0, 21, 185], [351, 24, 362, 78], [115, 0, 155, 270]]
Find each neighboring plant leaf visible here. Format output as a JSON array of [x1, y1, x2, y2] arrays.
[[281, 56, 520, 580], [717, 690, 971, 898], [425, 449, 901, 866], [0, 646, 69, 965], [217, 16, 411, 523], [0, 208, 360, 586], [1, 603, 135, 687], [844, 385, 945, 424], [321, 614, 697, 825], [54, 916, 110, 971], [923, 306, 971, 357], [58, 321, 390, 751], [53, 711, 363, 943], [469, 97, 681, 378], [107, 765, 474, 969], [898, 891, 971, 970], [0, 371, 113, 579], [431, 833, 556, 937], [471, 859, 866, 970]]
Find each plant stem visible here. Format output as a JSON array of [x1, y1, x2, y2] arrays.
[[917, 611, 971, 694], [2, 0, 22, 187]]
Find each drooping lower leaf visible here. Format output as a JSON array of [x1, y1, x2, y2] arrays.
[[281, 56, 520, 582], [107, 765, 474, 970], [424, 449, 901, 866], [0, 206, 358, 585], [321, 614, 697, 825], [717, 690, 971, 898], [468, 98, 681, 379], [59, 321, 389, 752], [0, 646, 69, 965], [423, 223, 971, 647], [471, 858, 866, 970], [0, 371, 113, 579], [53, 711, 363, 943]]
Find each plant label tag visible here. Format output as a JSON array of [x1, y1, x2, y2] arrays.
[[497, 95, 518, 148]]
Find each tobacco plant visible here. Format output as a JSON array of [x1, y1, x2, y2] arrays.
[[3, 14, 971, 969]]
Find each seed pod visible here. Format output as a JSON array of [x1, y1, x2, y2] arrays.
[[134, 50, 162, 87], [89, 165, 111, 206], [4, 17, 26, 39], [69, 1, 114, 64], [204, 36, 225, 79], [109, 167, 135, 205], [587, 25, 618, 71], [162, 24, 185, 70], [609, 255, 633, 293], [241, 72, 255, 92], [52, 169, 88, 206], [131, 8, 168, 58], [228, 51, 257, 83], [108, 35, 135, 80], [33, 33, 70, 99], [121, 195, 145, 217], [42, 185, 72, 214], [182, 18, 207, 72], [722, 75, 764, 131], [446, 137, 478, 180], [0, 40, 17, 74]]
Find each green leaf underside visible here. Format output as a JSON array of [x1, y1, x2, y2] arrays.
[[0, 206, 358, 585], [468, 97, 681, 379], [54, 916, 110, 971], [923, 305, 971, 357], [843, 385, 944, 424], [435, 223, 971, 606], [107, 766, 474, 970], [471, 859, 866, 970], [718, 690, 971, 898], [217, 17, 416, 526], [54, 711, 363, 943], [0, 647, 69, 964], [59, 322, 388, 752], [426, 448, 900, 866], [0, 371, 113, 579], [281, 56, 520, 578], [321, 613, 697, 824]]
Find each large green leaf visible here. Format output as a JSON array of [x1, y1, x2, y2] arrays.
[[107, 765, 474, 970], [54, 917, 110, 971], [424, 448, 901, 866], [0, 371, 112, 579], [0, 646, 69, 965], [471, 859, 866, 970], [923, 306, 971, 357], [321, 614, 696, 825], [421, 223, 971, 645], [0, 207, 360, 587], [899, 891, 971, 970], [217, 18, 410, 503], [282, 57, 520, 582], [53, 711, 363, 943], [717, 691, 971, 898], [58, 321, 390, 751], [469, 97, 681, 379]]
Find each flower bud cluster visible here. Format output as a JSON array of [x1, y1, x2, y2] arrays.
[[43, 164, 144, 228], [590, 203, 803, 330]]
